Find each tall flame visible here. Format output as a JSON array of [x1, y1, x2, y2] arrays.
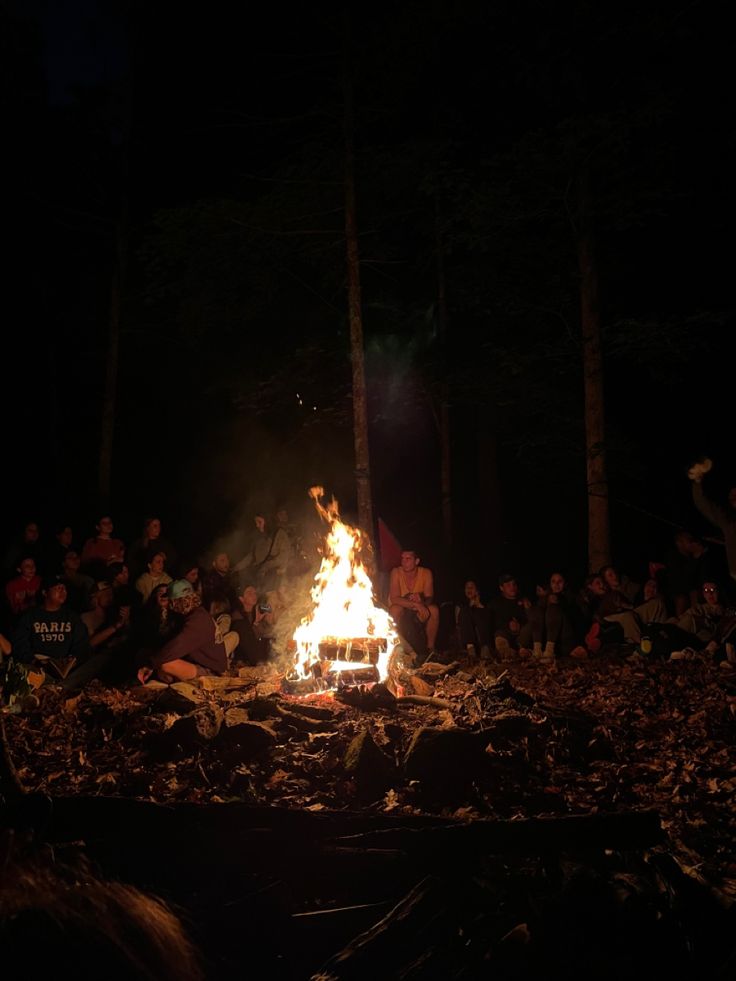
[[293, 487, 398, 682]]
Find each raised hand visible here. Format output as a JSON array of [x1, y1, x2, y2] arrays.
[[688, 458, 713, 482]]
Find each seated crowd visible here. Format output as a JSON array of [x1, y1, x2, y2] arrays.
[[0, 508, 302, 689], [1, 469, 735, 687], [387, 467, 736, 667]]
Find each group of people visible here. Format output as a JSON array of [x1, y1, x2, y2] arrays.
[[1, 462, 735, 688], [0, 507, 305, 689], [388, 463, 736, 667]]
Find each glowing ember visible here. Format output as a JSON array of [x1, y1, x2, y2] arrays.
[[293, 487, 398, 684]]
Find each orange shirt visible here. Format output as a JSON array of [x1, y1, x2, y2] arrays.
[[396, 566, 431, 599]]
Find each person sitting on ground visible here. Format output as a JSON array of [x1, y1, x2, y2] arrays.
[[60, 549, 95, 613], [202, 552, 240, 611], [12, 576, 90, 668], [127, 516, 178, 580], [578, 574, 606, 627], [593, 564, 668, 645], [489, 573, 532, 660], [108, 561, 138, 610], [456, 579, 493, 659], [389, 549, 440, 663], [675, 581, 729, 644], [2, 520, 43, 580], [81, 581, 131, 653], [5, 557, 42, 619], [232, 583, 273, 665], [638, 577, 664, 605], [600, 564, 639, 605], [138, 579, 238, 684], [133, 582, 180, 659], [689, 458, 736, 587], [578, 574, 632, 653], [80, 515, 125, 579], [640, 580, 735, 661], [235, 512, 290, 597], [59, 580, 133, 688], [42, 524, 75, 576], [665, 531, 717, 616], [528, 571, 586, 662], [208, 591, 236, 651], [135, 549, 173, 604], [178, 558, 204, 597]]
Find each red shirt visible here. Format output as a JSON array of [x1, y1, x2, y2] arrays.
[[80, 537, 126, 567], [6, 575, 42, 615]]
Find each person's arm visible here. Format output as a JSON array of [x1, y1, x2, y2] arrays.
[[5, 581, 17, 613], [111, 538, 126, 562], [263, 529, 289, 570], [389, 569, 415, 611], [692, 481, 730, 533], [0, 633, 11, 657], [69, 616, 91, 660], [155, 613, 201, 665], [422, 569, 435, 606], [80, 539, 96, 563], [234, 553, 252, 573], [89, 617, 125, 650], [11, 616, 33, 663]]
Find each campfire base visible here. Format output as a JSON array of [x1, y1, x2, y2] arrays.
[[282, 659, 381, 697]]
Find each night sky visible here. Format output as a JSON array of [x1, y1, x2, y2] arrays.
[[2, 0, 733, 598]]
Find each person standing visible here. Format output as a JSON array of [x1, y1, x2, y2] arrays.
[[689, 458, 736, 588]]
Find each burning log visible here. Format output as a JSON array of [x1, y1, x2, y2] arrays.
[[336, 683, 396, 711], [396, 694, 455, 710]]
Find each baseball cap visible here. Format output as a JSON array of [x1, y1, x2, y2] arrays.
[[498, 572, 517, 586], [90, 580, 113, 595], [41, 574, 64, 592], [169, 579, 194, 601]]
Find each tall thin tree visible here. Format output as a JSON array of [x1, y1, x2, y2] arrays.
[[343, 14, 373, 536], [434, 196, 453, 549], [98, 210, 126, 505], [578, 166, 610, 570]]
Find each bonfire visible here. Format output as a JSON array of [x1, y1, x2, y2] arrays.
[[292, 487, 398, 687]]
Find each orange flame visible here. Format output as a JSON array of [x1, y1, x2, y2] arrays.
[[293, 487, 398, 683]]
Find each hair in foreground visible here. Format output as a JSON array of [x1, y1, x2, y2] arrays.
[[0, 859, 204, 981]]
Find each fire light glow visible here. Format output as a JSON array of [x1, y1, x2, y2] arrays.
[[293, 487, 398, 684]]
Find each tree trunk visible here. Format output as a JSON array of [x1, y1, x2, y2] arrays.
[[578, 169, 610, 571], [98, 218, 126, 505], [477, 410, 503, 574], [343, 16, 373, 537], [434, 197, 453, 550]]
